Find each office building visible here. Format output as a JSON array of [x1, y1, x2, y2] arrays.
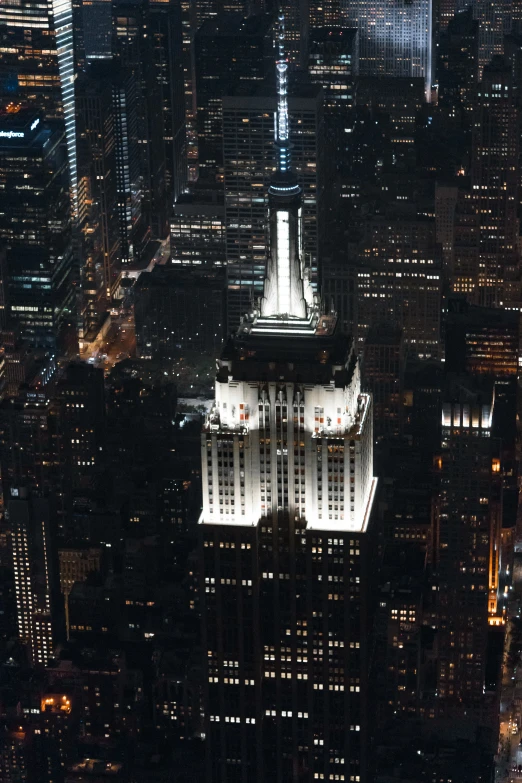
[[76, 70, 121, 301], [374, 545, 425, 719], [309, 27, 358, 110], [0, 0, 78, 214], [223, 76, 324, 331], [77, 60, 148, 279], [435, 381, 503, 717], [0, 390, 55, 500], [438, 7, 478, 110], [436, 0, 468, 31], [0, 109, 75, 350], [353, 217, 442, 357], [201, 42, 377, 782], [54, 362, 106, 491], [58, 547, 102, 599], [344, 0, 433, 98], [111, 63, 148, 265], [282, 0, 309, 67], [474, 0, 507, 80], [355, 76, 424, 165], [445, 299, 519, 378], [450, 188, 479, 299], [180, 0, 198, 182], [471, 57, 519, 307], [171, 185, 226, 267], [435, 183, 459, 272], [134, 265, 225, 359], [195, 13, 274, 177], [58, 546, 101, 636], [112, 0, 168, 238], [310, 0, 345, 29], [79, 0, 112, 61], [150, 0, 187, 202], [362, 325, 404, 441]]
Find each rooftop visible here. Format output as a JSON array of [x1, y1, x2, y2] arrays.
[[197, 11, 274, 38], [217, 318, 357, 387]]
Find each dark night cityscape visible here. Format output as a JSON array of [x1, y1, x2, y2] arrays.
[[2, 0, 522, 781]]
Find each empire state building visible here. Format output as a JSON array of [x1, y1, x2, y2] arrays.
[[200, 20, 377, 783]]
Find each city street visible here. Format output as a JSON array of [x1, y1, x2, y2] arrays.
[[79, 237, 170, 369], [497, 578, 522, 783], [85, 311, 136, 373]]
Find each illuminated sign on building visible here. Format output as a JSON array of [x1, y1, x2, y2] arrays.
[[0, 118, 40, 140], [0, 130, 24, 139]]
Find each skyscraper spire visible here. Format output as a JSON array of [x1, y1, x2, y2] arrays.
[[259, 13, 314, 323], [275, 14, 291, 174]]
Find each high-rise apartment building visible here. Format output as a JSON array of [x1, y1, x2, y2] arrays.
[[0, 109, 75, 349], [201, 36, 377, 782], [195, 13, 274, 177], [223, 76, 324, 331], [0, 0, 78, 214], [471, 57, 519, 307], [9, 490, 56, 665], [344, 0, 433, 98]]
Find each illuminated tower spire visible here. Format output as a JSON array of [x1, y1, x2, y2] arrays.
[[274, 15, 293, 177], [260, 13, 314, 322]]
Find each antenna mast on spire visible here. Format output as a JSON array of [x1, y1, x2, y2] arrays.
[[275, 13, 290, 173]]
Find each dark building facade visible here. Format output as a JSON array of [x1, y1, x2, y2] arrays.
[[171, 185, 226, 268], [76, 69, 121, 302], [195, 13, 274, 177], [112, 0, 168, 238], [435, 381, 503, 721], [309, 28, 358, 110], [134, 265, 225, 359]]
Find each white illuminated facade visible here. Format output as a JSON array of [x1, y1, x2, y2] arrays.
[[202, 342, 375, 534], [344, 0, 433, 99], [200, 20, 377, 782]]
